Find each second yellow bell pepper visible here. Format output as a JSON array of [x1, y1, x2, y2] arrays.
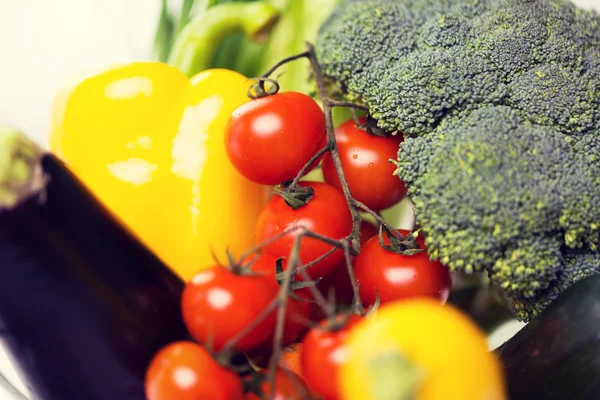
[[49, 63, 270, 281]]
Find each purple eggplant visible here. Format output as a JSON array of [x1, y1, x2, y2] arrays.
[[0, 129, 188, 400], [497, 274, 600, 399]]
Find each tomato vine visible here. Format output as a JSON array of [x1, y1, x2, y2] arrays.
[[231, 43, 423, 399], [147, 43, 428, 400]]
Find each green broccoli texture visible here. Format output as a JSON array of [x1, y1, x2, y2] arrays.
[[315, 0, 600, 320]]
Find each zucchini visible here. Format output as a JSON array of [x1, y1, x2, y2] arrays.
[[0, 129, 187, 399], [497, 275, 600, 400]]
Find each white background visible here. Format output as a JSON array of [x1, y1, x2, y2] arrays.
[[1, 0, 599, 399], [0, 0, 161, 146]]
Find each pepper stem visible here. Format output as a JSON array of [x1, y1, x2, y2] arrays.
[[0, 128, 44, 209], [168, 1, 281, 77], [366, 350, 424, 400]]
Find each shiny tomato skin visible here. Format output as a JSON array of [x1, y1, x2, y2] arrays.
[[256, 181, 353, 280], [260, 288, 313, 349], [322, 117, 407, 211], [145, 341, 244, 400], [245, 368, 313, 400], [359, 220, 379, 245], [245, 253, 312, 346], [277, 343, 304, 379], [301, 315, 363, 400], [245, 252, 279, 279], [225, 92, 326, 185], [282, 288, 313, 345], [181, 266, 280, 352], [353, 234, 451, 307]]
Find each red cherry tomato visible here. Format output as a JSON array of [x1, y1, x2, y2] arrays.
[[301, 315, 363, 400], [244, 253, 312, 345], [245, 368, 313, 400], [242, 253, 312, 347], [358, 220, 379, 245], [261, 288, 313, 349], [225, 92, 326, 185], [322, 117, 407, 211], [353, 232, 452, 307], [145, 341, 244, 400], [317, 220, 379, 306], [282, 288, 313, 345], [277, 343, 304, 379], [316, 264, 355, 308], [256, 181, 353, 280], [181, 266, 280, 352], [244, 252, 279, 279]]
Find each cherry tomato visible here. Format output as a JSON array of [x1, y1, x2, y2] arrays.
[[316, 264, 355, 308], [245, 345, 303, 376], [244, 252, 279, 279], [261, 288, 313, 349], [283, 288, 313, 345], [256, 181, 353, 280], [359, 220, 379, 245], [322, 117, 407, 211], [239, 253, 312, 346], [225, 92, 326, 185], [145, 341, 244, 400], [277, 343, 304, 379], [181, 266, 280, 352], [243, 253, 312, 346], [245, 368, 313, 400], [317, 220, 379, 306], [353, 232, 451, 308], [301, 314, 363, 400]]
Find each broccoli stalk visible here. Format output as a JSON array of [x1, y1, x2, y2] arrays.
[[315, 0, 600, 320]]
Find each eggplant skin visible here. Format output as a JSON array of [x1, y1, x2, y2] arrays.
[[0, 155, 188, 400], [497, 275, 600, 400]]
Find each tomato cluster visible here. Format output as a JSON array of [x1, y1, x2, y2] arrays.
[[145, 90, 456, 400]]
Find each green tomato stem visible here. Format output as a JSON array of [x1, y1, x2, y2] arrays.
[[0, 128, 44, 210], [168, 1, 280, 77], [367, 350, 424, 400]]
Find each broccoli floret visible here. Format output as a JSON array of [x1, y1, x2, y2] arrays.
[[316, 0, 600, 138], [513, 249, 600, 320], [507, 65, 597, 135], [399, 106, 600, 319], [316, 0, 600, 320]]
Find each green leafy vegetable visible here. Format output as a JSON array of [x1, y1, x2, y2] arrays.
[[316, 0, 600, 320]]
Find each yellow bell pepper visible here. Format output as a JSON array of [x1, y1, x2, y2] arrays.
[[48, 1, 282, 281], [49, 63, 270, 281]]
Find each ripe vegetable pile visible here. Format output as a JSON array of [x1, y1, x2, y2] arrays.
[[40, 3, 505, 396], [5, 0, 600, 399], [141, 54, 506, 399], [316, 0, 600, 320]]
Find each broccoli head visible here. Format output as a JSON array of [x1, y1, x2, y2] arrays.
[[316, 0, 600, 320], [399, 106, 600, 319], [317, 0, 600, 140]]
